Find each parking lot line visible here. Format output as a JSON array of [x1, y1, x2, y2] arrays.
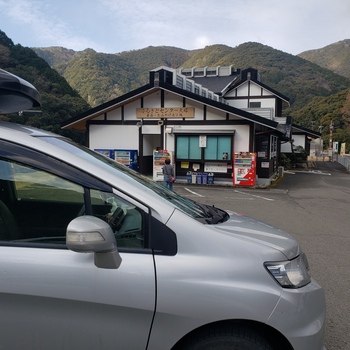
[[234, 190, 274, 201], [184, 187, 204, 197]]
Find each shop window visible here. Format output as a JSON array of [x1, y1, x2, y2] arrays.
[[204, 136, 231, 160], [176, 136, 231, 161], [176, 136, 201, 159]]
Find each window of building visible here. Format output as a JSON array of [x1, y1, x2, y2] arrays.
[[206, 69, 216, 76], [194, 70, 204, 77], [270, 135, 278, 158], [176, 136, 201, 159], [204, 136, 231, 160], [176, 135, 232, 161], [176, 75, 184, 88], [249, 102, 261, 108]]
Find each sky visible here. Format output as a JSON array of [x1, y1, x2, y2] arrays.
[[0, 0, 349, 56]]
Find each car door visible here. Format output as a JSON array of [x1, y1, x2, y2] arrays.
[[0, 153, 156, 350]]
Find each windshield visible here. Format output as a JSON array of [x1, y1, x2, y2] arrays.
[[42, 136, 229, 224]]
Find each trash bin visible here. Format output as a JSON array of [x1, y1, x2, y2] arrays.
[[187, 171, 192, 184], [202, 173, 208, 184], [208, 173, 214, 184], [196, 172, 202, 184], [191, 173, 197, 184]]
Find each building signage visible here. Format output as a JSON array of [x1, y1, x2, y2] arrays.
[[340, 143, 346, 157], [136, 107, 194, 119], [204, 162, 228, 173], [199, 135, 207, 147]]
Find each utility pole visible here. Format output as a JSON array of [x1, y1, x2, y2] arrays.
[[329, 120, 334, 149], [318, 125, 323, 157], [329, 120, 334, 160]]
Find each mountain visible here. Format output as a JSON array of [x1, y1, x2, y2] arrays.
[[0, 30, 90, 142], [34, 42, 350, 113], [292, 88, 350, 149], [2, 28, 350, 149], [33, 46, 192, 106], [180, 43, 350, 111], [298, 39, 350, 79]]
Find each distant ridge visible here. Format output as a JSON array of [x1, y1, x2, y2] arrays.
[[298, 39, 350, 79], [0, 28, 349, 149]]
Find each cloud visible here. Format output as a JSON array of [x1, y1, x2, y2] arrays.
[[0, 0, 106, 51], [0, 0, 349, 55], [193, 36, 212, 49]]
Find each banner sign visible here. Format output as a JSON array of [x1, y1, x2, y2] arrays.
[[136, 107, 194, 119]]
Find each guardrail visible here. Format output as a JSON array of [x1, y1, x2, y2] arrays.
[[337, 154, 350, 171], [308, 154, 350, 171]]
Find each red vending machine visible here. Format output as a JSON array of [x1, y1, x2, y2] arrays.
[[233, 152, 256, 186]]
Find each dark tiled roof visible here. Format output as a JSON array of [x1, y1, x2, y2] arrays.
[[191, 75, 239, 95]]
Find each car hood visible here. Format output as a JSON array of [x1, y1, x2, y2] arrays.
[[214, 210, 300, 259]]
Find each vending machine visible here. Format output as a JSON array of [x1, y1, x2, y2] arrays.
[[153, 149, 173, 181], [233, 152, 256, 186], [114, 150, 139, 171], [93, 149, 138, 171]]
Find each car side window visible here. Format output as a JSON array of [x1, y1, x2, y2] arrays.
[[0, 159, 85, 243], [89, 190, 144, 248], [0, 159, 144, 248]]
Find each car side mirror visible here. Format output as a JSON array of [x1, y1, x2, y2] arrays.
[[66, 215, 122, 269]]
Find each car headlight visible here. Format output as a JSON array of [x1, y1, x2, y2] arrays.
[[264, 253, 311, 288]]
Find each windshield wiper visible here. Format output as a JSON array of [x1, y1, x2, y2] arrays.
[[195, 202, 229, 224]]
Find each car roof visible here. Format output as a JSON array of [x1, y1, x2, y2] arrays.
[[0, 121, 175, 223], [0, 120, 60, 137]]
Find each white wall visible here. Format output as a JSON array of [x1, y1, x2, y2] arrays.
[[144, 91, 161, 108], [232, 125, 250, 152], [184, 100, 204, 120], [249, 83, 262, 95], [224, 81, 277, 113], [164, 92, 183, 107], [124, 100, 141, 120], [89, 125, 139, 150], [206, 106, 227, 120], [107, 108, 122, 120], [143, 134, 161, 156]]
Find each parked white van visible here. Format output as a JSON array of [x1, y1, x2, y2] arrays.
[[0, 69, 326, 349]]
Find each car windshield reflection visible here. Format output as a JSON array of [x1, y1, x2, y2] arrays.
[[41, 136, 228, 224]]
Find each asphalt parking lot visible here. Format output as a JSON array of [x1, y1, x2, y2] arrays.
[[173, 161, 350, 350]]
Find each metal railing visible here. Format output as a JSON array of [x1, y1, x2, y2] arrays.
[[308, 154, 350, 171], [337, 154, 350, 171]]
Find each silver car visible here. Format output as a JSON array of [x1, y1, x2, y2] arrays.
[[0, 71, 326, 349]]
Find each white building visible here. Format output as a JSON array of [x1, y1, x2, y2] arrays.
[[62, 66, 302, 186]]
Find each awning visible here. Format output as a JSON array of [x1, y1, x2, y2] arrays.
[[172, 125, 236, 134], [0, 68, 41, 114]]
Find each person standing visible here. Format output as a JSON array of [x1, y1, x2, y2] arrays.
[[162, 158, 174, 190]]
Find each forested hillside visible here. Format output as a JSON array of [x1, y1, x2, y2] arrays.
[[184, 43, 350, 111], [34, 42, 350, 112], [2, 28, 350, 150], [298, 39, 350, 79], [0, 30, 89, 142], [34, 46, 191, 106], [293, 88, 350, 149]]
